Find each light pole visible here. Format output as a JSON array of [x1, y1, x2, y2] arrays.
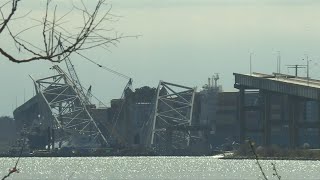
[[303, 55, 310, 79], [307, 56, 310, 80], [302, 55, 311, 86], [250, 52, 253, 75], [277, 51, 281, 74]]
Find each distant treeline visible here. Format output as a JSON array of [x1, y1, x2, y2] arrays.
[[0, 116, 16, 152], [0, 116, 15, 139]]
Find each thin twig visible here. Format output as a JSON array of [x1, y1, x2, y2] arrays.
[[247, 140, 268, 180], [271, 163, 281, 180], [1, 137, 26, 180], [0, 0, 19, 34]]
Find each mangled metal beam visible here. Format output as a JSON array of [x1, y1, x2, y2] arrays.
[[150, 81, 196, 152], [34, 65, 107, 147]]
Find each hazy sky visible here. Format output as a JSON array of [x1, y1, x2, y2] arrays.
[[1, 0, 320, 116]]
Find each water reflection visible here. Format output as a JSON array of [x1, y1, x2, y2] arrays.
[[0, 157, 319, 179]]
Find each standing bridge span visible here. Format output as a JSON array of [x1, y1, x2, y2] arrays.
[[234, 72, 320, 148]]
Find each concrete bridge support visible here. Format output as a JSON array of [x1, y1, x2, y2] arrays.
[[238, 88, 262, 144], [238, 88, 304, 148], [288, 96, 300, 148], [239, 88, 245, 144], [262, 91, 271, 147]]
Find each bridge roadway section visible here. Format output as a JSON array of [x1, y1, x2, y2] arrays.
[[234, 72, 320, 148]]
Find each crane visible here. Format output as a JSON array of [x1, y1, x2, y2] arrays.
[[57, 41, 91, 105]]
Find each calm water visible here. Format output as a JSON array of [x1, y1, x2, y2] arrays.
[[0, 156, 319, 180]]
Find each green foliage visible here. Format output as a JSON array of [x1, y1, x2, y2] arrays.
[[0, 116, 14, 121], [131, 86, 156, 103]]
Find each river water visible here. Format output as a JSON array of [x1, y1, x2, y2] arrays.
[[0, 156, 319, 180]]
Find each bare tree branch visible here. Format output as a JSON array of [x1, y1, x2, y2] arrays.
[[0, 0, 137, 63], [0, 0, 19, 34]]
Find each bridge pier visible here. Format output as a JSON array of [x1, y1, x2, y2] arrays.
[[238, 87, 303, 148], [262, 91, 271, 146], [288, 96, 299, 148], [239, 88, 245, 144], [290, 96, 307, 148], [238, 88, 262, 144], [318, 102, 320, 144]]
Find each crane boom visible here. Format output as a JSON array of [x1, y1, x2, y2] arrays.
[[57, 42, 90, 105]]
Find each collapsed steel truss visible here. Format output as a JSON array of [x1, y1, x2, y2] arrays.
[[33, 65, 107, 147], [150, 81, 196, 151]]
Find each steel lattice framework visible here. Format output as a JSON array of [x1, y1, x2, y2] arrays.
[[33, 65, 107, 147], [150, 81, 196, 152]]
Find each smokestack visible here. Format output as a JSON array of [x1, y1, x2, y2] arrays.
[[212, 76, 214, 88]]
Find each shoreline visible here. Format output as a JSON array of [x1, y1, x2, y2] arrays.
[[220, 155, 320, 161], [2, 153, 320, 161]]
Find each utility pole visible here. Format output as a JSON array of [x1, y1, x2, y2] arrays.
[[286, 65, 306, 77]]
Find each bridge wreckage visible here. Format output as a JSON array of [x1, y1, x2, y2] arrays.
[[14, 65, 112, 150], [13, 60, 213, 155]]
